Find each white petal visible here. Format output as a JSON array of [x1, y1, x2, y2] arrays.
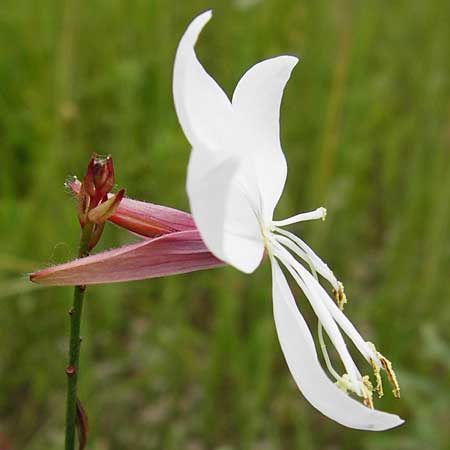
[[175, 13, 298, 273], [175, 11, 264, 272], [232, 56, 298, 221], [173, 10, 232, 151], [271, 258, 404, 430], [187, 147, 264, 273]]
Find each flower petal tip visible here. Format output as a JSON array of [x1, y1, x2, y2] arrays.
[[29, 268, 51, 285], [280, 55, 300, 77], [190, 10, 213, 34], [370, 414, 405, 431], [284, 55, 300, 66], [202, 9, 213, 19]]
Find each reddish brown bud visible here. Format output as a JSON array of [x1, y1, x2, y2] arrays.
[[68, 154, 124, 250], [82, 156, 97, 199], [74, 153, 120, 233], [66, 366, 76, 377], [82, 153, 115, 208], [93, 155, 114, 197]]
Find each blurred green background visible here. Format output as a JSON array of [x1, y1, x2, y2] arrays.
[[1, 0, 449, 449]]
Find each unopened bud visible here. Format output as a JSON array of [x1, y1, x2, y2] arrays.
[[70, 154, 124, 251], [93, 155, 114, 199], [82, 156, 97, 199], [82, 153, 115, 208], [75, 154, 119, 229]]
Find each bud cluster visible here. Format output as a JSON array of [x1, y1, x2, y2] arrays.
[[71, 153, 125, 250]]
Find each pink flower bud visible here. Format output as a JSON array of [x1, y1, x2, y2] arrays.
[[82, 153, 115, 208], [74, 154, 123, 232]]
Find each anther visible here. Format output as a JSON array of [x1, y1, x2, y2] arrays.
[[370, 358, 384, 398], [380, 356, 401, 398], [332, 281, 347, 310], [361, 376, 374, 409], [367, 342, 400, 399]]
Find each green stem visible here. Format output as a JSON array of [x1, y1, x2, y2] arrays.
[[65, 221, 93, 450]]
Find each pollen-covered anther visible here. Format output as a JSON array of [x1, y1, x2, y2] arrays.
[[380, 355, 401, 399], [336, 373, 375, 409], [370, 357, 384, 398], [332, 281, 347, 310], [367, 342, 400, 399], [321, 207, 327, 221], [361, 376, 374, 409]]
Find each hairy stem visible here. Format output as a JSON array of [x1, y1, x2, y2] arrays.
[[65, 221, 93, 450]]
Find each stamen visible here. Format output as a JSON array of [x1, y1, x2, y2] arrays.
[[371, 358, 384, 398], [300, 240, 341, 382], [332, 281, 347, 310], [380, 356, 401, 399], [304, 275, 381, 366], [273, 228, 339, 291], [273, 207, 327, 227], [270, 235, 402, 409], [367, 342, 401, 399], [268, 234, 342, 382], [335, 373, 374, 409], [361, 376, 374, 409], [271, 242, 362, 385]]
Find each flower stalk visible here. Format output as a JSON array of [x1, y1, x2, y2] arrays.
[[64, 153, 124, 450], [64, 220, 93, 450]]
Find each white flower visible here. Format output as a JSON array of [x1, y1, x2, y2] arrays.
[[173, 10, 403, 431]]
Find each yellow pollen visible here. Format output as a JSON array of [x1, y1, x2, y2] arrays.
[[380, 356, 401, 399], [367, 342, 401, 399], [361, 375, 374, 409], [370, 358, 384, 398], [332, 281, 347, 310]]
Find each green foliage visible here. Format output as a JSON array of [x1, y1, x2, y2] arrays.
[[1, 0, 449, 449]]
